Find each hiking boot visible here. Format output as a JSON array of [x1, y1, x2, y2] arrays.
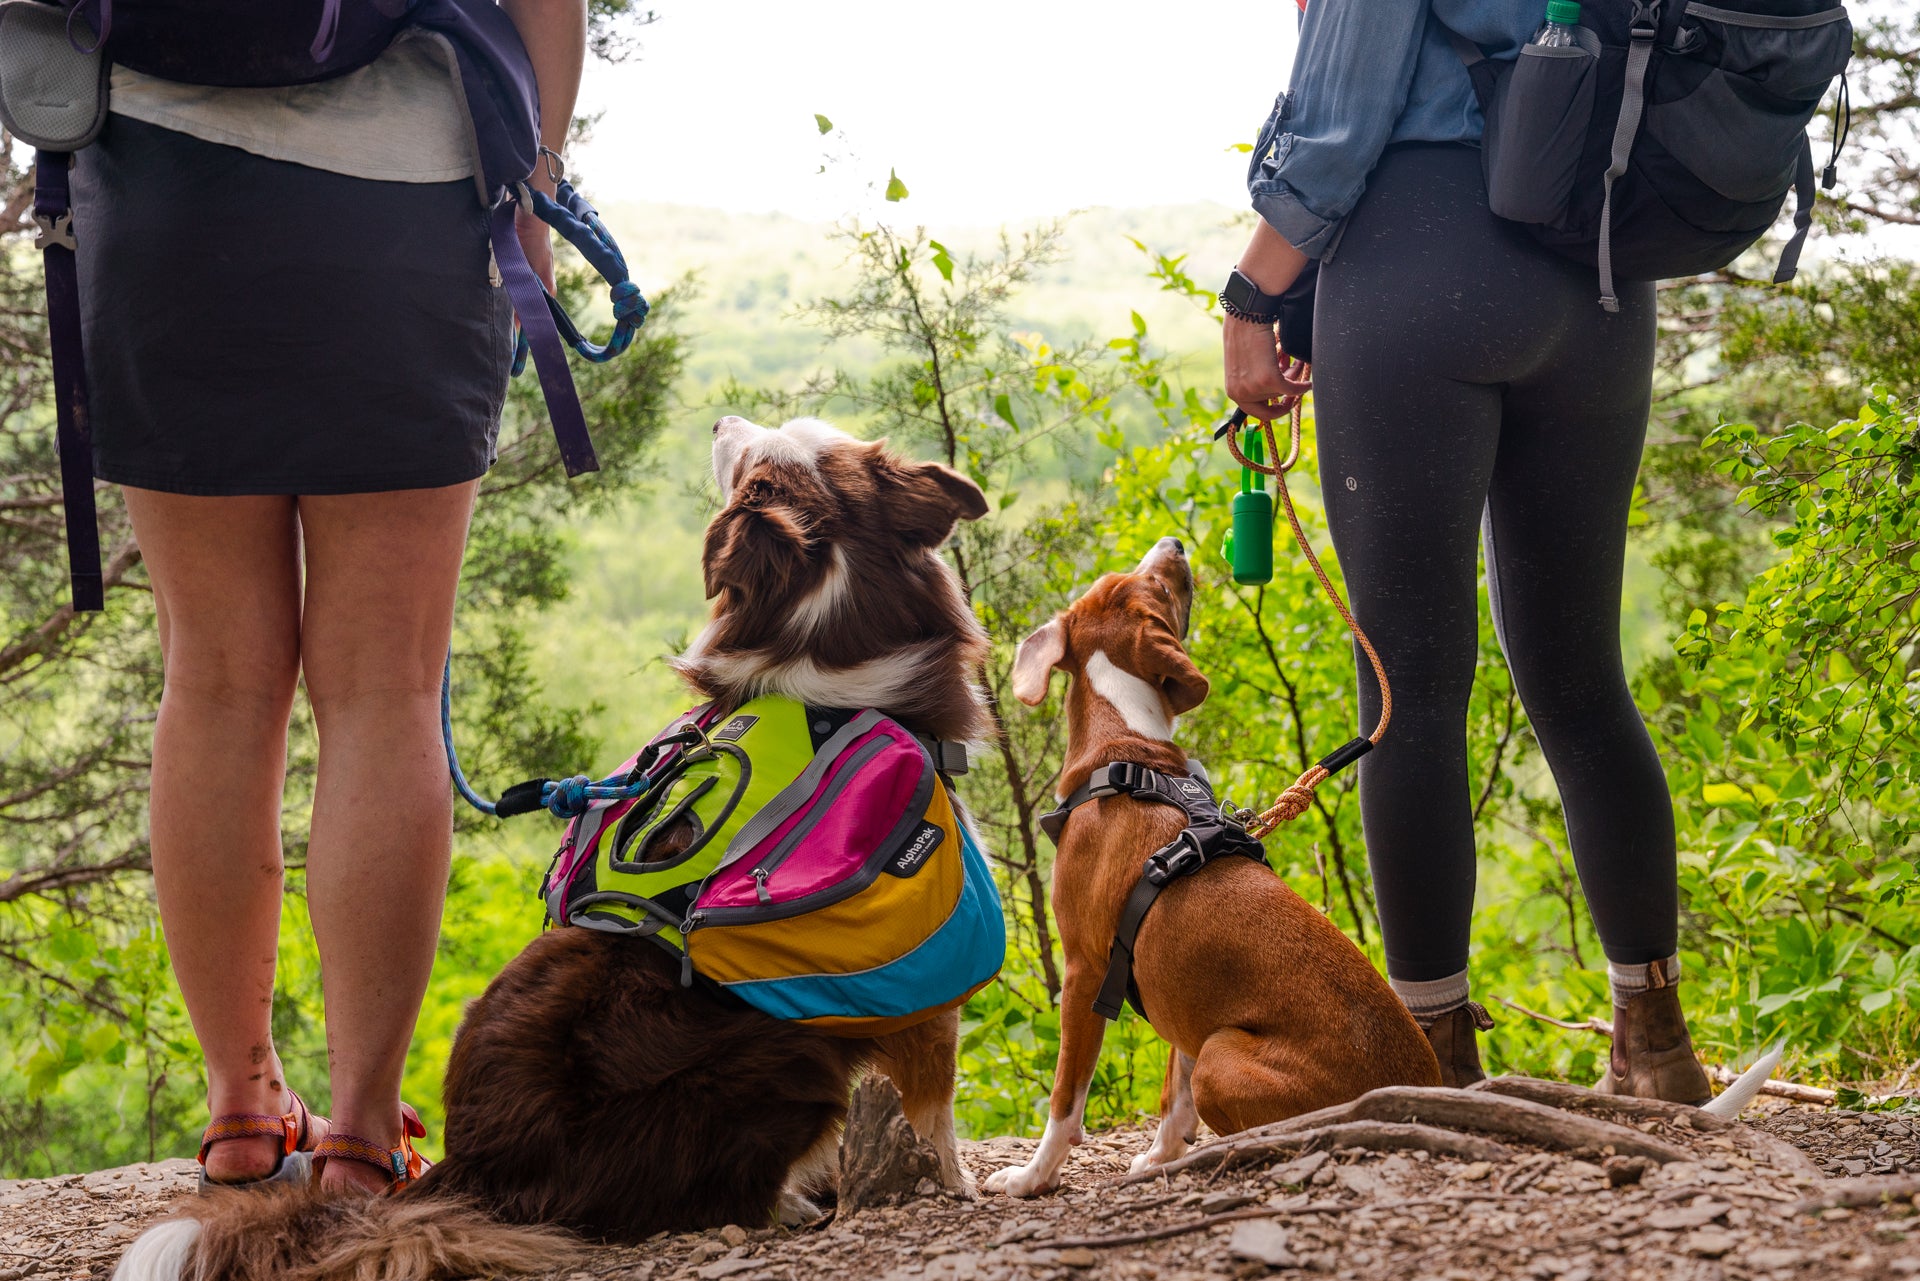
[[1421, 1002, 1495, 1088], [1596, 965, 1712, 1106]]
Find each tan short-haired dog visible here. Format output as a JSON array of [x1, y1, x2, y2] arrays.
[[985, 538, 1439, 1196]]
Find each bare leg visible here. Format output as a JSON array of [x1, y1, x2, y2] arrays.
[[297, 482, 477, 1191], [984, 967, 1109, 1197], [123, 489, 310, 1184], [1129, 1050, 1197, 1175]]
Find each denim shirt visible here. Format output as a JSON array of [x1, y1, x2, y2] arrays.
[[1249, 0, 1547, 258]]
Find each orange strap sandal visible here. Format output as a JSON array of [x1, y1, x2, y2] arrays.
[[196, 1087, 323, 1193], [312, 1103, 432, 1192]]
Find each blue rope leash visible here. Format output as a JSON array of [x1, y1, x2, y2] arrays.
[[508, 180, 649, 378], [441, 652, 661, 821]]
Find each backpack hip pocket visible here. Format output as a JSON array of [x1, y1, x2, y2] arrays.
[[1483, 39, 1600, 228], [1642, 3, 1850, 206]]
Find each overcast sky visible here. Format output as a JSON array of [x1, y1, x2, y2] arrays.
[[573, 0, 1301, 226]]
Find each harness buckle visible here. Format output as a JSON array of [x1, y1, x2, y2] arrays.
[[1099, 762, 1152, 796], [33, 211, 74, 253], [1144, 830, 1205, 886]]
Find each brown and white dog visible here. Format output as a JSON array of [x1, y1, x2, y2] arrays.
[[984, 538, 1439, 1197], [117, 417, 992, 1281]]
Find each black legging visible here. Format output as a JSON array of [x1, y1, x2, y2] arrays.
[[1314, 143, 1674, 983]]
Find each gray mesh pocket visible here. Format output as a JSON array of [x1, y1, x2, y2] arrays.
[[1483, 41, 1598, 228], [0, 1, 108, 150]]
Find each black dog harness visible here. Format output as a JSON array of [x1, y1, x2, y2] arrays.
[[1039, 761, 1267, 1022]]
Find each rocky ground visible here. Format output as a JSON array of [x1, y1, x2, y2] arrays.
[[4, 1084, 1919, 1281]]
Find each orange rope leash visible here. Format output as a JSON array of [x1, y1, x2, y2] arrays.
[[1221, 391, 1393, 838]]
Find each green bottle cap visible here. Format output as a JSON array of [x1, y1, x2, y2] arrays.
[[1545, 0, 1581, 24]]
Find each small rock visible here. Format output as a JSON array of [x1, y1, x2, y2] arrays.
[[1684, 1229, 1737, 1259], [1310, 1163, 1337, 1187], [718, 1225, 749, 1248], [1268, 1151, 1330, 1187], [1200, 1192, 1261, 1214], [915, 1178, 939, 1197], [1055, 1247, 1099, 1269], [1227, 1219, 1296, 1268], [1822, 1207, 1856, 1222], [1646, 1201, 1731, 1231], [1334, 1165, 1386, 1198], [1887, 1259, 1920, 1276], [686, 1241, 727, 1266], [1457, 1162, 1493, 1183], [1744, 1248, 1805, 1270], [696, 1260, 762, 1281]]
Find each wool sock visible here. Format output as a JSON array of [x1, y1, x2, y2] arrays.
[[1389, 971, 1471, 1028], [1608, 954, 1681, 1006]]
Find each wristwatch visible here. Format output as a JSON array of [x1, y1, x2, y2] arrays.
[[1219, 267, 1285, 326]]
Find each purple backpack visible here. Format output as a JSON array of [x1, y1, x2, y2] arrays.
[[9, 0, 646, 610]]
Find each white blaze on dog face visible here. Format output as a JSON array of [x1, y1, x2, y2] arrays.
[[711, 415, 845, 495]]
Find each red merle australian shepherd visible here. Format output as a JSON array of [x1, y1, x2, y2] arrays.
[[117, 417, 993, 1281]]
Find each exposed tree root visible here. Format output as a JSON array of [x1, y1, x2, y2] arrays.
[[1040, 1192, 1511, 1250], [1115, 1120, 1512, 1186], [1790, 1176, 1920, 1215], [1469, 1076, 1732, 1133], [1236, 1086, 1693, 1164]]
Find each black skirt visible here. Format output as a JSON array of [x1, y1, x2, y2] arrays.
[[72, 115, 513, 496]]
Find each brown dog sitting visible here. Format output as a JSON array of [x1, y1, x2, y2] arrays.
[[984, 537, 1439, 1196]]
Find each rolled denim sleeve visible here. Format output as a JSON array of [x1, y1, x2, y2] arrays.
[[1247, 0, 1432, 258]]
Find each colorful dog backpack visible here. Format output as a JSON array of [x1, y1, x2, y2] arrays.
[[540, 697, 1005, 1036]]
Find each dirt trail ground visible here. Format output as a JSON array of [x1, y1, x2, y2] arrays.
[[3, 1088, 1917, 1281]]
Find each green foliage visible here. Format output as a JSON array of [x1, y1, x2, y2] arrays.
[[1653, 397, 1920, 1068]]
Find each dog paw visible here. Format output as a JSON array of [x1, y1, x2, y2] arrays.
[[983, 1163, 1056, 1198], [1127, 1149, 1171, 1176], [775, 1189, 825, 1226]]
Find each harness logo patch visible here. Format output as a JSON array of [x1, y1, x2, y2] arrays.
[[712, 714, 759, 743], [885, 822, 944, 877], [1177, 779, 1208, 800]]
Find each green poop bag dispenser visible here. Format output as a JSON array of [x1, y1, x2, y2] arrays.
[[1222, 423, 1274, 585]]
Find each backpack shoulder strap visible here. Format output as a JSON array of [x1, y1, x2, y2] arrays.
[[34, 151, 103, 612]]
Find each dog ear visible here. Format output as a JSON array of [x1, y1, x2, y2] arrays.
[[702, 502, 814, 599], [1139, 628, 1209, 716], [1011, 617, 1068, 706], [878, 456, 989, 547]]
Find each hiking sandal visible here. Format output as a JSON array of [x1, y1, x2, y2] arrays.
[[195, 1087, 324, 1193], [312, 1103, 432, 1192]]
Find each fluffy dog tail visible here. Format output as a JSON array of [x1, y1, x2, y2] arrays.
[[1700, 1040, 1786, 1119], [112, 1180, 582, 1281]]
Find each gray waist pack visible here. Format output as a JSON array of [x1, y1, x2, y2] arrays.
[[0, 0, 108, 150]]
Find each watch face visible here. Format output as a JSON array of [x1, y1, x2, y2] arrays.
[[1227, 270, 1274, 312]]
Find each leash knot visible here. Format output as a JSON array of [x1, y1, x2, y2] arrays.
[[610, 280, 648, 323], [547, 774, 593, 818]]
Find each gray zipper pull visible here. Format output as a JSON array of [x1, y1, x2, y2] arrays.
[[752, 867, 772, 904], [679, 950, 694, 988]]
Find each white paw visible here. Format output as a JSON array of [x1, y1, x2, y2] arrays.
[[983, 1162, 1057, 1198], [1127, 1150, 1162, 1176], [775, 1189, 825, 1226]]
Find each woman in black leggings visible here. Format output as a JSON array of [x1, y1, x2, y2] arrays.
[[1220, 0, 1710, 1101]]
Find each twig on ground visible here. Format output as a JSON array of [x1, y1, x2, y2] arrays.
[[1494, 996, 1613, 1036], [1038, 1193, 1510, 1251], [1113, 1119, 1513, 1186], [1708, 1064, 1837, 1106], [1790, 1176, 1920, 1215]]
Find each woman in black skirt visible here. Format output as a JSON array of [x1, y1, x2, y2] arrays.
[[73, 1, 588, 1192]]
